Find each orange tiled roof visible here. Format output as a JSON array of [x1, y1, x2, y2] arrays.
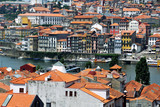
[[121, 30, 135, 36], [19, 13, 64, 17], [110, 64, 122, 69], [123, 8, 140, 11], [136, 35, 144, 38], [16, 42, 22, 45], [84, 12, 100, 15], [0, 82, 10, 91], [58, 39, 67, 42], [74, 15, 102, 19], [33, 7, 50, 12], [0, 93, 36, 107], [26, 63, 36, 67], [149, 34, 160, 38], [110, 23, 119, 26], [80, 87, 115, 104], [125, 80, 143, 98], [32, 70, 80, 83], [10, 77, 32, 84], [50, 31, 72, 34], [134, 15, 151, 20], [71, 21, 93, 24]]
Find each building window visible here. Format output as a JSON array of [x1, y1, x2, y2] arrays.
[[69, 91, 73, 97], [65, 91, 68, 96], [46, 103, 51, 107], [74, 91, 77, 97], [19, 88, 24, 93]]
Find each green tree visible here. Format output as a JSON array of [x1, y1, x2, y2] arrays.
[[85, 61, 92, 68], [60, 57, 64, 64], [109, 56, 118, 67], [36, 64, 43, 70], [63, 5, 70, 9], [135, 57, 150, 85]]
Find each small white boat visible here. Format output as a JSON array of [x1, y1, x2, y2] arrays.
[[43, 57, 52, 61], [18, 56, 23, 59]]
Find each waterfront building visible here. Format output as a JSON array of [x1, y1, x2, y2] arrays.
[[27, 35, 38, 51], [0, 26, 5, 41], [38, 31, 71, 52], [5, 26, 32, 42], [21, 38, 30, 51], [16, 13, 65, 25], [104, 38, 108, 53], [114, 34, 122, 54], [108, 35, 115, 53], [121, 30, 136, 53], [57, 39, 67, 52], [138, 22, 151, 46], [148, 34, 160, 51], [67, 32, 98, 53]]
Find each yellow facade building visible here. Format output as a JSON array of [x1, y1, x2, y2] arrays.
[[121, 30, 136, 52]]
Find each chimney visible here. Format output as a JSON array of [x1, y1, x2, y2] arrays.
[[45, 75, 51, 81]]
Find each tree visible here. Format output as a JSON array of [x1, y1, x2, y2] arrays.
[[36, 64, 43, 70], [85, 61, 92, 68], [63, 5, 70, 9], [109, 56, 118, 67], [60, 57, 64, 64], [135, 57, 150, 85]]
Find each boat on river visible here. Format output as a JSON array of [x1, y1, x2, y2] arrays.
[[43, 57, 53, 61], [94, 58, 111, 63], [147, 58, 160, 67]]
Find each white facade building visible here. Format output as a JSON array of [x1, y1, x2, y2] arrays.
[[21, 38, 30, 51], [114, 34, 122, 54], [128, 20, 139, 33], [38, 35, 57, 52], [62, 0, 72, 6], [123, 8, 140, 17], [131, 43, 142, 53], [28, 70, 117, 107], [148, 34, 160, 50], [16, 13, 65, 25], [91, 23, 107, 34], [30, 0, 47, 5]]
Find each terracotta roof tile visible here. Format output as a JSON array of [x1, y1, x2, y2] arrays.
[[19, 13, 64, 17], [110, 64, 122, 69], [125, 80, 143, 98], [32, 70, 80, 83], [0, 82, 10, 91], [0, 93, 36, 107], [10, 77, 32, 84]]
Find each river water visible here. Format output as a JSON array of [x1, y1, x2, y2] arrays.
[[0, 55, 160, 85]]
